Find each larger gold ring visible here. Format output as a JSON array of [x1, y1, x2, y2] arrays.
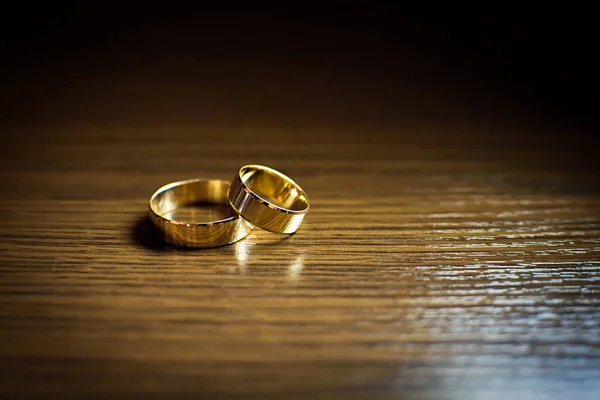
[[228, 165, 310, 234], [149, 179, 253, 248]]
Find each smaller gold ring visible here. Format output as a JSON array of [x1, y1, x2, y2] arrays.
[[149, 179, 253, 248], [228, 165, 310, 234]]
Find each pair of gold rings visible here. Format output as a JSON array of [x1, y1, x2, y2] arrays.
[[149, 165, 310, 248]]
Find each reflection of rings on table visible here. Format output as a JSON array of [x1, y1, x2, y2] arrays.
[[228, 165, 310, 234], [149, 179, 253, 248]]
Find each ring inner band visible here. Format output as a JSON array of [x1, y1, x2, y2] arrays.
[[240, 166, 309, 212], [151, 180, 236, 223]]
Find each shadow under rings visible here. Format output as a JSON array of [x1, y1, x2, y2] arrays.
[[132, 214, 169, 251]]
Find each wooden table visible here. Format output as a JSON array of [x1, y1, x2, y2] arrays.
[[1, 10, 599, 399]]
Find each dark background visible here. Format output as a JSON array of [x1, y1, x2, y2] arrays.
[[1, 2, 598, 143]]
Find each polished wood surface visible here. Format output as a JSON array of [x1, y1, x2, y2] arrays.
[[1, 10, 599, 400]]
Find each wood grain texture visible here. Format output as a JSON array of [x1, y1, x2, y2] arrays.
[[1, 11, 600, 400]]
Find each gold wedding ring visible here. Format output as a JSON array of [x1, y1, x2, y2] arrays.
[[149, 179, 253, 248], [228, 165, 310, 234]]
